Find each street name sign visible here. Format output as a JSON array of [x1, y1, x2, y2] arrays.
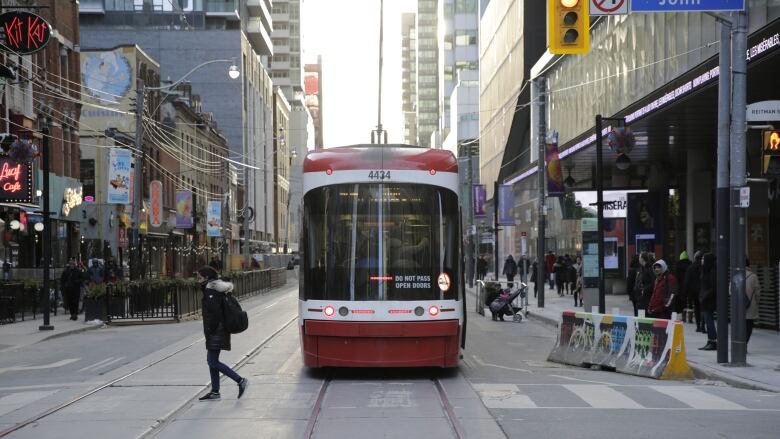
[[590, 0, 628, 15], [631, 0, 745, 12]]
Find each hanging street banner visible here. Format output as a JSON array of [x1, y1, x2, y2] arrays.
[[107, 148, 131, 204], [0, 11, 52, 55], [497, 184, 515, 226], [631, 0, 745, 12], [175, 190, 193, 229], [149, 180, 163, 227], [473, 184, 486, 217], [207, 200, 222, 237], [546, 131, 565, 197]]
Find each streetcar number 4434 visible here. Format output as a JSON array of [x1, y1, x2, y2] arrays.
[[368, 170, 391, 180]]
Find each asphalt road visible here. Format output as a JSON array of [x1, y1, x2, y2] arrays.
[[1, 277, 779, 439]]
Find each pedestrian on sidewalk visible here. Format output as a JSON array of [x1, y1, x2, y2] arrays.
[[698, 253, 717, 351], [502, 254, 517, 288], [545, 252, 556, 290], [573, 256, 583, 307], [554, 256, 566, 297], [60, 258, 85, 320], [530, 260, 539, 298], [675, 251, 692, 316], [631, 252, 655, 317], [196, 265, 249, 401], [744, 258, 761, 347], [477, 255, 487, 281], [684, 251, 704, 332], [648, 259, 677, 320]]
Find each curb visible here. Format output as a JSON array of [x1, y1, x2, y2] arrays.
[[687, 360, 780, 393], [38, 322, 105, 343], [529, 309, 780, 393]]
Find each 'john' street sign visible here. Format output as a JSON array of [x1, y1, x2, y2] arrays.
[[0, 11, 52, 55], [631, 0, 745, 12]]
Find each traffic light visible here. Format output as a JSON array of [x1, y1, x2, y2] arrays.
[[548, 0, 590, 55], [762, 130, 780, 177]]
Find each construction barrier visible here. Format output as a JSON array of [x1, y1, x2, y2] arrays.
[[548, 311, 693, 380]]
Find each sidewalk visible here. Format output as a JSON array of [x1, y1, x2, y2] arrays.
[[468, 283, 780, 393], [0, 308, 104, 353]]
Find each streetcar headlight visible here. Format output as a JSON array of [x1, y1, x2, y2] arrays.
[[324, 305, 335, 317], [428, 306, 440, 317], [338, 306, 349, 316], [414, 306, 425, 316]]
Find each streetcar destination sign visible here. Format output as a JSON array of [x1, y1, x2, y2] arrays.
[[631, 0, 745, 12], [0, 11, 52, 55]]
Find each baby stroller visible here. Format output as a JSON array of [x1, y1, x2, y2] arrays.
[[489, 285, 526, 322]]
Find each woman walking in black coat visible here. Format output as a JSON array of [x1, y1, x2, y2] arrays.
[[197, 266, 249, 401], [698, 253, 718, 351]]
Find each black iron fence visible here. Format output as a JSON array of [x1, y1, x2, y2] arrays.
[[0, 280, 64, 324], [99, 269, 288, 323]]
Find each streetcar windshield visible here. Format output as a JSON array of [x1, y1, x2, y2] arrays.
[[301, 183, 460, 301]]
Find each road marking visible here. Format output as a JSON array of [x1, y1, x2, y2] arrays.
[[91, 357, 124, 372], [563, 384, 643, 409], [78, 357, 115, 372], [263, 299, 283, 310], [549, 374, 616, 386], [650, 386, 747, 410], [472, 383, 537, 409], [0, 390, 58, 417], [471, 355, 531, 373], [0, 358, 79, 375]]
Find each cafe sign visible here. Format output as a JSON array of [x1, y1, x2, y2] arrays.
[[0, 11, 52, 55], [0, 157, 32, 203]]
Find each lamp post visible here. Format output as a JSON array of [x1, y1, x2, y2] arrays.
[[38, 115, 53, 331], [135, 59, 240, 277]]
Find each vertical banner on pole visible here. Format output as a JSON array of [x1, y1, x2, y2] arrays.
[[473, 184, 486, 217], [546, 131, 565, 197], [149, 180, 163, 227], [207, 200, 222, 237], [175, 190, 193, 229], [498, 184, 515, 226], [107, 149, 132, 204]]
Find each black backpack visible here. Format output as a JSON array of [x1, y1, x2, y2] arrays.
[[222, 294, 249, 334]]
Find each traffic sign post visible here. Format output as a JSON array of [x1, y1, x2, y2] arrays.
[[590, 0, 628, 15], [631, 0, 745, 13]]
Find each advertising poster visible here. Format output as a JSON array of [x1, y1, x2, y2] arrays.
[[107, 148, 132, 204], [473, 184, 486, 217], [149, 180, 163, 227], [627, 192, 663, 259], [207, 200, 222, 237], [747, 217, 769, 266], [546, 132, 564, 197], [175, 190, 193, 229], [497, 184, 515, 225]]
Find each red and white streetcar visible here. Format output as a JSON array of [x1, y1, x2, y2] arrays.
[[299, 145, 465, 367]]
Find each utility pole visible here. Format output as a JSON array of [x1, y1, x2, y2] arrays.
[[465, 147, 475, 288], [714, 13, 732, 365], [493, 181, 499, 279], [534, 77, 547, 308], [372, 0, 386, 144], [729, 9, 748, 366], [595, 115, 606, 314], [132, 77, 145, 280], [242, 165, 250, 270], [39, 121, 53, 331]]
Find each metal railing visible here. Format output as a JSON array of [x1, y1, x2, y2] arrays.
[[103, 269, 287, 323], [0, 280, 63, 324]]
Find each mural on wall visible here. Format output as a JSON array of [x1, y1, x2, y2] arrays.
[[548, 311, 692, 380]]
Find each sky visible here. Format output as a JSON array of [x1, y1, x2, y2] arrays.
[[302, 0, 416, 147]]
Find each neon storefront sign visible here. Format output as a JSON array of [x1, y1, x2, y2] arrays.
[[0, 158, 32, 203]]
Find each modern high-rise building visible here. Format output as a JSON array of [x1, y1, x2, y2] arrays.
[[438, 0, 479, 144], [270, 0, 304, 101], [401, 13, 418, 145], [416, 0, 439, 148], [79, 0, 279, 254], [304, 58, 324, 149]]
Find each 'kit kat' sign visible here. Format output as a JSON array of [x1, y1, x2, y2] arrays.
[[0, 11, 52, 55]]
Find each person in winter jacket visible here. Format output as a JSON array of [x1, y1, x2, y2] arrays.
[[631, 252, 655, 317], [502, 254, 518, 287], [197, 266, 249, 401], [553, 256, 567, 297], [684, 251, 704, 332], [648, 259, 677, 319], [674, 251, 692, 315], [698, 253, 717, 351], [60, 258, 85, 320], [744, 258, 761, 347]]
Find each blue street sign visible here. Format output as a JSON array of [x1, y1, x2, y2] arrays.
[[631, 0, 745, 12]]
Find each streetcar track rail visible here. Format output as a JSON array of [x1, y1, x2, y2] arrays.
[[0, 314, 298, 439], [433, 378, 466, 439]]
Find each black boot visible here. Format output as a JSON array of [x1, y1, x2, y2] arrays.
[[699, 341, 717, 351]]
